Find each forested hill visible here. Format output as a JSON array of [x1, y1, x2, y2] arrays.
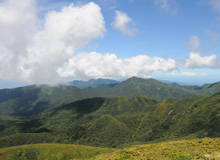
[[1, 91, 220, 148], [1, 77, 220, 118]]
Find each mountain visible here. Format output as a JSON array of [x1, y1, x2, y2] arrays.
[[1, 91, 220, 148], [1, 76, 220, 120], [0, 77, 204, 118], [69, 78, 119, 89], [0, 85, 94, 118], [170, 80, 220, 95], [97, 77, 202, 100]]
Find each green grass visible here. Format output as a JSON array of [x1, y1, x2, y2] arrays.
[[2, 138, 220, 160], [92, 137, 220, 160], [0, 143, 114, 160]]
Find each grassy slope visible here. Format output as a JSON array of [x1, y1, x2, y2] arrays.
[[92, 137, 220, 160], [1, 138, 220, 160], [0, 143, 114, 160]]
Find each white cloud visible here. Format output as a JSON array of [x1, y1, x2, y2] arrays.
[[57, 52, 176, 80], [0, 1, 106, 83], [182, 52, 220, 69], [112, 10, 138, 37], [188, 35, 200, 52], [0, 0, 38, 81], [154, 0, 177, 14]]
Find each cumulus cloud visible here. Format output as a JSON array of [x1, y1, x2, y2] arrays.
[[57, 52, 176, 80], [112, 10, 138, 37], [154, 0, 177, 14], [0, 0, 38, 81], [181, 52, 220, 69], [0, 1, 105, 83]]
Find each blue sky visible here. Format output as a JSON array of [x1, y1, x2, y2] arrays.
[[0, 0, 220, 89]]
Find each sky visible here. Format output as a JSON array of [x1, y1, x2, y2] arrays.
[[0, 0, 220, 89]]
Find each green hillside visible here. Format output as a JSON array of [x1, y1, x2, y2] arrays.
[[1, 138, 220, 160], [1, 92, 219, 148], [1, 77, 220, 150], [0, 143, 114, 160], [69, 78, 119, 89], [172, 81, 220, 95], [92, 137, 220, 160], [94, 77, 202, 100], [0, 85, 93, 118], [33, 96, 159, 131], [0, 77, 206, 118]]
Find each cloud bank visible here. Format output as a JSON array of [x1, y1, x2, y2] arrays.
[[57, 52, 176, 79], [0, 0, 105, 83], [182, 52, 220, 69]]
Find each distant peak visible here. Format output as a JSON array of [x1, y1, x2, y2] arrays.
[[128, 76, 141, 80]]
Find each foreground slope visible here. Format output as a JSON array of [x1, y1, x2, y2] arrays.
[[92, 137, 220, 160], [0, 143, 114, 160], [1, 138, 220, 160]]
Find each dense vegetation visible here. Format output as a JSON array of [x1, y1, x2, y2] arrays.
[[1, 77, 220, 159], [0, 91, 220, 148], [0, 77, 213, 118]]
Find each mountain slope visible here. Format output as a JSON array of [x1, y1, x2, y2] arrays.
[[98, 77, 201, 100], [69, 78, 119, 89], [0, 91, 220, 148], [32, 96, 159, 131], [0, 85, 94, 118], [171, 81, 220, 95], [1, 76, 219, 119]]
